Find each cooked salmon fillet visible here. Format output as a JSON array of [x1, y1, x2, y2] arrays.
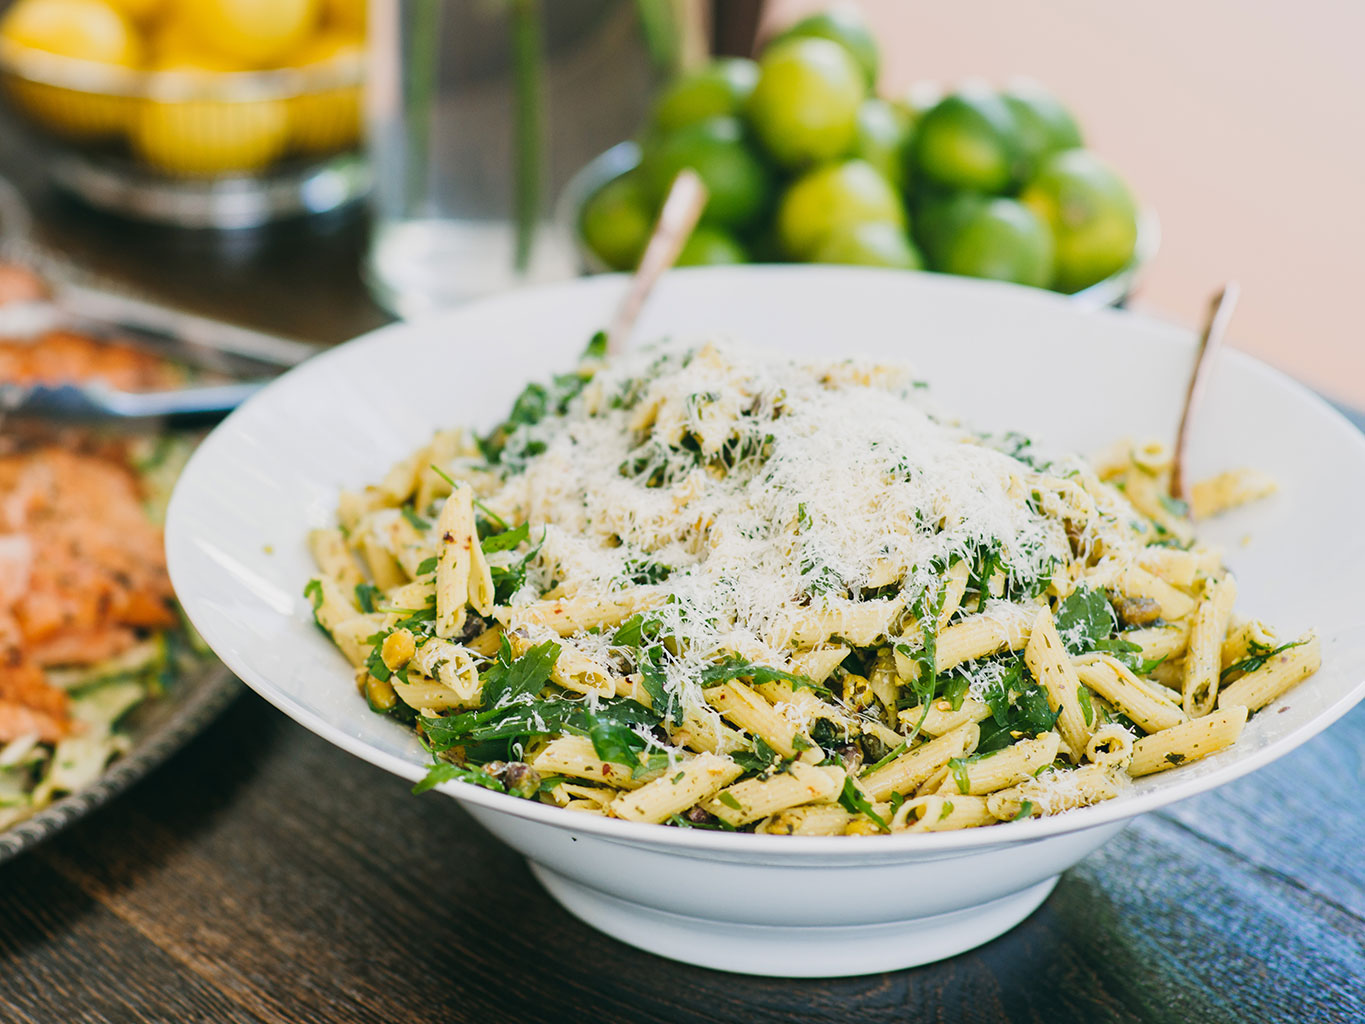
[[0, 330, 179, 392], [0, 447, 174, 743]]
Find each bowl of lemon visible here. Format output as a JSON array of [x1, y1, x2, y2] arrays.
[[0, 0, 367, 227], [567, 7, 1156, 306]]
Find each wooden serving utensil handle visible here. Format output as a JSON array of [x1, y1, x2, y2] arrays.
[[604, 169, 709, 357]]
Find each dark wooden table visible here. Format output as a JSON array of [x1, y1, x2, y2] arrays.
[[1, 142, 1362, 1024]]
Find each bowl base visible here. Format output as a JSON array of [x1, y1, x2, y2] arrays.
[[49, 152, 370, 229], [528, 861, 1058, 977]]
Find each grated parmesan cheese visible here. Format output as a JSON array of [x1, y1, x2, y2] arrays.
[[487, 339, 1074, 715]]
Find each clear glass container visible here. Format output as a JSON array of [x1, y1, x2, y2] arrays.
[[364, 0, 692, 318]]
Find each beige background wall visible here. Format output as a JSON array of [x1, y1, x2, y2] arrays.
[[763, 0, 1365, 405]]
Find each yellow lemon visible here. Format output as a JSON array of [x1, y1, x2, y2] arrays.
[[0, 0, 140, 138], [103, 0, 166, 23], [283, 31, 362, 153], [177, 0, 321, 67], [0, 0, 140, 63], [323, 0, 364, 34], [132, 53, 289, 176], [148, 16, 249, 68]]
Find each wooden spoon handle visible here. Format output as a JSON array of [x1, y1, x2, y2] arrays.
[[1170, 282, 1240, 501], [604, 169, 709, 357]]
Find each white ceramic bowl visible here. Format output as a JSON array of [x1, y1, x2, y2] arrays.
[[165, 267, 1365, 977]]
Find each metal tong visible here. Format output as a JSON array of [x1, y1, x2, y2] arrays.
[[0, 276, 323, 427], [0, 177, 321, 427]]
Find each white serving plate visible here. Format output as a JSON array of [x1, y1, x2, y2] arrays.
[[165, 267, 1365, 977]]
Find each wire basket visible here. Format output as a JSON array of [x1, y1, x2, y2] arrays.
[[0, 38, 368, 227]]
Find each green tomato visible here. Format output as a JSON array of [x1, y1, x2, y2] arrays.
[[770, 6, 879, 88], [1020, 149, 1138, 292], [639, 116, 770, 229], [852, 97, 912, 192], [812, 221, 923, 270], [912, 86, 1023, 193], [934, 197, 1055, 288], [745, 37, 865, 169], [776, 159, 905, 261], [579, 171, 654, 271], [651, 58, 759, 134], [676, 225, 749, 267]]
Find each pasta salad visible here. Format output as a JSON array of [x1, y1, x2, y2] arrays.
[[304, 335, 1318, 835]]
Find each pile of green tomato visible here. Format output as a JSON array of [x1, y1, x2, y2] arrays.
[[579, 7, 1141, 295]]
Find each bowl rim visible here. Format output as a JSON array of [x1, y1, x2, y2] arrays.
[[0, 38, 362, 101], [167, 266, 1365, 858], [556, 140, 1160, 310]]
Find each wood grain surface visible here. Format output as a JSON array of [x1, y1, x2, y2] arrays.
[[1, 695, 1361, 1024], [0, 110, 1362, 1024]]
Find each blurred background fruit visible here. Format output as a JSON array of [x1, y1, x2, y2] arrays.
[[912, 86, 1022, 193], [0, 0, 366, 224], [580, 171, 654, 271], [572, 2, 1147, 301], [677, 224, 748, 266], [639, 116, 770, 228], [1021, 149, 1138, 293], [650, 57, 757, 134], [776, 158, 902, 260], [745, 36, 864, 168]]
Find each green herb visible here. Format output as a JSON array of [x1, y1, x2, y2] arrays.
[[939, 800, 954, 821], [481, 637, 560, 706], [1158, 493, 1191, 518], [582, 330, 607, 362], [401, 505, 430, 531], [938, 675, 969, 712], [420, 695, 657, 751], [1054, 587, 1117, 654], [1055, 586, 1145, 667], [696, 658, 829, 696], [1164, 752, 1187, 766], [476, 339, 604, 465], [717, 791, 743, 812], [837, 777, 889, 833], [588, 719, 648, 768], [948, 756, 972, 795], [622, 557, 672, 585], [611, 615, 680, 725], [489, 529, 546, 603], [1010, 800, 1035, 821], [1077, 685, 1095, 727], [1220, 639, 1307, 681], [415, 556, 438, 577], [730, 738, 780, 774], [896, 578, 949, 742], [472, 497, 507, 531], [412, 762, 505, 795], [671, 771, 685, 784], [888, 791, 905, 819], [481, 521, 531, 554], [364, 643, 392, 683], [354, 582, 381, 613], [976, 659, 1060, 753], [303, 578, 324, 627]]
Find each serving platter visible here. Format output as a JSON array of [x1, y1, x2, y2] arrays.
[[0, 662, 238, 864], [165, 266, 1365, 975]]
